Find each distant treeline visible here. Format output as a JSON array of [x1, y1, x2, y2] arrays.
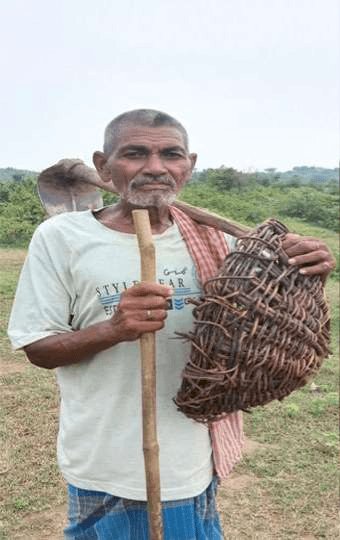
[[0, 167, 39, 183], [0, 164, 338, 248], [0, 165, 338, 185], [190, 165, 339, 187]]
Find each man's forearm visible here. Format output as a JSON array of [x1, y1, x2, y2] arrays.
[[23, 283, 170, 369], [24, 320, 120, 369]]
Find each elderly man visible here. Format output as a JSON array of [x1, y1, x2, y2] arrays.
[[8, 109, 334, 539]]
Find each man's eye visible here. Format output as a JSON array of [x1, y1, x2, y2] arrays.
[[163, 151, 183, 159]]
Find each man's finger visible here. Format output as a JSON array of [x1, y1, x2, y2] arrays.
[[141, 309, 168, 321], [136, 321, 166, 332], [283, 239, 328, 258], [120, 295, 170, 310], [285, 248, 335, 281], [287, 250, 330, 267], [281, 233, 305, 249], [298, 261, 334, 276], [282, 234, 317, 250], [127, 282, 173, 297]]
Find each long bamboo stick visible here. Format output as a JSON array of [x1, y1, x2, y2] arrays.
[[132, 210, 163, 540]]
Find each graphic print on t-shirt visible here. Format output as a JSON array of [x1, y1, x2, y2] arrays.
[[95, 264, 201, 317]]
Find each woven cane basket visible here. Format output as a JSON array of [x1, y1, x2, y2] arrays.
[[174, 219, 330, 422]]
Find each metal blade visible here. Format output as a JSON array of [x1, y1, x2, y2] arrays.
[[38, 160, 104, 216]]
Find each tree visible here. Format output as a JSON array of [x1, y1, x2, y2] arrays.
[[206, 166, 245, 191]]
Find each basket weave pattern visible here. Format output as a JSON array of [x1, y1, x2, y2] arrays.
[[174, 219, 330, 422]]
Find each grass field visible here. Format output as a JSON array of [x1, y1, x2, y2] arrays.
[[0, 221, 338, 539]]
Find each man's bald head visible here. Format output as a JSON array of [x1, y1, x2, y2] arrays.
[[103, 109, 189, 156]]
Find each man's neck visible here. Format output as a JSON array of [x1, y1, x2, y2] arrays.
[[94, 200, 174, 234]]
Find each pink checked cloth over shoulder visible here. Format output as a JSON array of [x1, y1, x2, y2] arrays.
[[169, 205, 245, 479]]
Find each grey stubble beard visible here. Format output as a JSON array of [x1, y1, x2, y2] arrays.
[[123, 190, 177, 208], [123, 176, 178, 208]]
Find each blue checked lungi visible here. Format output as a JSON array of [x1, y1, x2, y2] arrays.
[[64, 478, 223, 539]]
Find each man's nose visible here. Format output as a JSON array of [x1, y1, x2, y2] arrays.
[[142, 153, 167, 176]]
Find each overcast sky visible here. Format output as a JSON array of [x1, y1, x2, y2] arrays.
[[0, 0, 338, 172]]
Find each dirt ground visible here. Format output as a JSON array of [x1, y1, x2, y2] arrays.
[[1, 354, 325, 539], [6, 420, 269, 540], [0, 347, 269, 539]]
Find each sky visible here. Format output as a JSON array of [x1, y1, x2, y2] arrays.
[[0, 0, 338, 172]]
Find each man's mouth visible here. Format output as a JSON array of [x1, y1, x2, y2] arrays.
[[138, 183, 171, 190], [130, 177, 177, 192]]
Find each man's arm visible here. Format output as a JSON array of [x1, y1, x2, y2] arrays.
[[20, 230, 336, 369], [24, 283, 171, 369]]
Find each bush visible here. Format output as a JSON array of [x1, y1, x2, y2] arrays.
[[181, 182, 339, 232], [0, 216, 39, 246], [279, 189, 339, 232], [0, 178, 44, 246]]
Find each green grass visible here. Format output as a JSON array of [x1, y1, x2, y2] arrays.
[[221, 274, 339, 539], [0, 219, 339, 539]]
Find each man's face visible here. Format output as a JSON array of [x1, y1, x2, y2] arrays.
[[103, 125, 196, 207]]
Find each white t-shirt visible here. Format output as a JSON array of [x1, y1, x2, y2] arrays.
[[8, 210, 215, 501]]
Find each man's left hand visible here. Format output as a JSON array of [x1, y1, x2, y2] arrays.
[[282, 233, 336, 284]]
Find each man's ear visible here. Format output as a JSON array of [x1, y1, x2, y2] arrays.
[[93, 151, 112, 184], [189, 153, 197, 171], [182, 153, 198, 187]]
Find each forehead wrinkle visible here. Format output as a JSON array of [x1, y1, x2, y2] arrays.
[[115, 126, 186, 149], [119, 144, 148, 152], [118, 144, 186, 153]]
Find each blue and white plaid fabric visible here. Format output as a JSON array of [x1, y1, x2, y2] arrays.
[[64, 478, 223, 539]]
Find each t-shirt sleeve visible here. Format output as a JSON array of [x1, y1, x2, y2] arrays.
[[7, 224, 74, 350], [223, 232, 237, 251]]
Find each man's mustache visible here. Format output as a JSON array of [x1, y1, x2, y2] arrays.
[[129, 176, 177, 190]]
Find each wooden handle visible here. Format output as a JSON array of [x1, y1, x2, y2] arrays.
[[132, 210, 163, 540], [172, 199, 250, 237]]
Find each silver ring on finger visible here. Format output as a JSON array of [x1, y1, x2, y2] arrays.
[[146, 309, 153, 321]]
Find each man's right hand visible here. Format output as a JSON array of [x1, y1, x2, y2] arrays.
[[109, 283, 172, 342], [24, 283, 172, 369]]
